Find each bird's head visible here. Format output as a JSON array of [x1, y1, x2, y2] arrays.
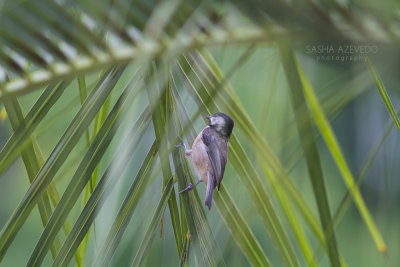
[[206, 112, 234, 138]]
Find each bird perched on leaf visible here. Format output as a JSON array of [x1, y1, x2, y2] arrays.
[[177, 112, 234, 210]]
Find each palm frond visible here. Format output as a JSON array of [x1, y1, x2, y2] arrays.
[[93, 140, 157, 267], [0, 82, 71, 176], [1, 0, 398, 99], [0, 67, 124, 260], [279, 44, 341, 267], [131, 176, 175, 266], [0, 0, 397, 266], [52, 111, 152, 266], [294, 51, 387, 253]]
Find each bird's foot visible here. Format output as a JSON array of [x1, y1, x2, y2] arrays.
[[176, 139, 191, 157], [176, 142, 183, 148], [179, 183, 193, 194], [175, 137, 184, 148]]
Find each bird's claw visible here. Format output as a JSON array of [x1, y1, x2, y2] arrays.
[[179, 183, 193, 194], [176, 137, 183, 148], [176, 142, 183, 148]]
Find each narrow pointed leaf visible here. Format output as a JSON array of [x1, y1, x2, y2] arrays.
[[0, 81, 70, 176], [213, 186, 271, 267], [296, 53, 387, 253], [3, 99, 62, 260], [52, 109, 151, 267], [130, 176, 175, 267], [28, 67, 135, 266], [0, 67, 125, 260], [145, 62, 182, 255], [3, 91, 83, 266], [170, 83, 271, 266], [177, 53, 302, 266], [94, 141, 158, 267], [333, 108, 400, 234], [189, 49, 349, 264], [366, 60, 400, 131], [279, 45, 340, 267], [170, 99, 225, 267], [179, 232, 191, 267]]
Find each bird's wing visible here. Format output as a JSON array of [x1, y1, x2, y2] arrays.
[[202, 128, 228, 189]]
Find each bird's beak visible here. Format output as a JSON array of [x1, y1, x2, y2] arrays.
[[206, 115, 211, 121]]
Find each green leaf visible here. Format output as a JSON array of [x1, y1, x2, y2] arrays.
[[283, 68, 373, 174], [130, 176, 176, 267], [170, 81, 271, 266], [78, 75, 90, 147], [176, 52, 302, 267], [0, 0, 397, 100], [0, 1, 274, 100], [366, 59, 400, 131], [0, 67, 125, 261], [52, 109, 151, 267], [170, 98, 225, 267], [3, 99, 62, 260], [145, 61, 182, 255], [0, 81, 70, 176], [295, 52, 387, 253], [2, 85, 84, 266], [278, 44, 340, 267], [94, 141, 158, 267], [333, 107, 400, 230], [28, 66, 136, 266], [188, 49, 349, 265], [78, 74, 92, 262], [213, 186, 271, 267], [179, 232, 192, 267]]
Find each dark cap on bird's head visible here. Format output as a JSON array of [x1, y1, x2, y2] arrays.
[[206, 112, 234, 138]]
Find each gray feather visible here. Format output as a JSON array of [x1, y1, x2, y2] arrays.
[[202, 128, 228, 190], [205, 172, 215, 210]]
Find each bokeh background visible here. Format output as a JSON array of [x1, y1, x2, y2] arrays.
[[0, 1, 399, 266]]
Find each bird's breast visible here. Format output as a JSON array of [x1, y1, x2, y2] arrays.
[[190, 132, 211, 182]]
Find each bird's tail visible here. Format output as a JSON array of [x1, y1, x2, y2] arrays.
[[205, 174, 215, 210]]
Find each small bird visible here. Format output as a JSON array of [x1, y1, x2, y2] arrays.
[[177, 112, 234, 210]]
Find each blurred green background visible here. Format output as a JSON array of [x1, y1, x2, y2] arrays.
[[1, 45, 399, 266], [0, 0, 399, 266]]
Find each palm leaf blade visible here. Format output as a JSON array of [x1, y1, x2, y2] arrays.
[[130, 176, 175, 267], [28, 67, 138, 266], [176, 52, 302, 266], [52, 110, 151, 266], [94, 141, 158, 267], [0, 81, 70, 176], [296, 52, 387, 253], [214, 187, 271, 267], [0, 67, 124, 260], [279, 44, 341, 267]]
